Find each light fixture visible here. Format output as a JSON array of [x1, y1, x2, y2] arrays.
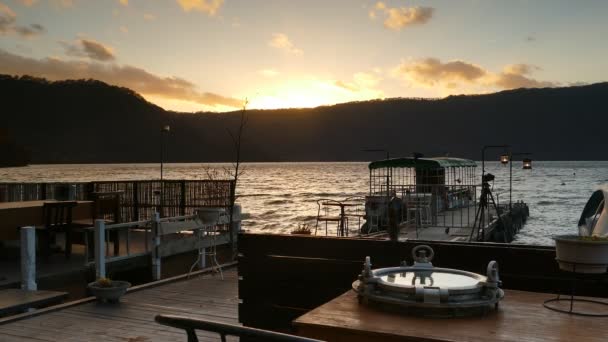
[[162, 125, 170, 132], [500, 154, 510, 165], [523, 158, 532, 170]]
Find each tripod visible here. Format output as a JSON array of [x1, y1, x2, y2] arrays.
[[470, 176, 501, 241]]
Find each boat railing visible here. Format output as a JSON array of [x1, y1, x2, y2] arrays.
[[367, 184, 484, 231]]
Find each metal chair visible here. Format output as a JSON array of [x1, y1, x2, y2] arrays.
[[155, 314, 324, 342], [315, 199, 342, 236]]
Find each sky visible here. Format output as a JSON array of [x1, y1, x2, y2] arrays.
[[1, 0, 607, 112]]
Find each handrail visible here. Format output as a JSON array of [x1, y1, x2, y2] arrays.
[[155, 314, 324, 342]]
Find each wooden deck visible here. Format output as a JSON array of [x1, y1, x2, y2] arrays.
[[0, 268, 238, 341]]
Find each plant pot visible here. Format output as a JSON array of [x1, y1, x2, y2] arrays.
[[88, 280, 131, 303], [554, 234, 608, 273]]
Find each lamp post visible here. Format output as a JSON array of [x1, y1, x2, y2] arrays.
[[160, 125, 170, 215], [509, 152, 532, 209]]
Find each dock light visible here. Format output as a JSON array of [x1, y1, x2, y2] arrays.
[[500, 154, 510, 165], [523, 158, 532, 170]]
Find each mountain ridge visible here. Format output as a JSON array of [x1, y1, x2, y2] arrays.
[[2, 74, 607, 163]]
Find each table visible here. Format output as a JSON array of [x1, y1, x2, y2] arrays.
[[293, 289, 608, 342], [321, 201, 357, 236], [0, 200, 93, 241]]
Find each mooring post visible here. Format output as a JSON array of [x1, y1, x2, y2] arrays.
[[152, 212, 162, 280], [21, 226, 37, 291], [95, 219, 106, 279]]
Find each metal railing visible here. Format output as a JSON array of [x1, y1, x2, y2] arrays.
[[155, 314, 324, 342], [367, 184, 481, 231], [83, 206, 241, 281]]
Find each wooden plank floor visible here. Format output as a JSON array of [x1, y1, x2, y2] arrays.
[[0, 268, 239, 342]]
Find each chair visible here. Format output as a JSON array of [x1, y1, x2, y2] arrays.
[[315, 199, 342, 236], [405, 195, 433, 229], [155, 314, 323, 342], [75, 191, 123, 257], [39, 201, 78, 258]]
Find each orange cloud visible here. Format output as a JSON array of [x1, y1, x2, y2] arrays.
[[118, 0, 128, 6], [394, 58, 556, 92], [0, 49, 242, 109], [396, 58, 486, 86], [62, 39, 116, 61], [268, 33, 303, 56], [176, 0, 224, 16], [494, 64, 556, 89], [370, 2, 434, 31]]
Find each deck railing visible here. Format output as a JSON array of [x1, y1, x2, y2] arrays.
[[0, 180, 235, 221]]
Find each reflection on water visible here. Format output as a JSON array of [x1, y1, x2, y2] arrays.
[[1, 161, 607, 246], [381, 271, 480, 287]]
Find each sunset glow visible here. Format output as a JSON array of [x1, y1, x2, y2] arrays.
[[1, 0, 607, 112]]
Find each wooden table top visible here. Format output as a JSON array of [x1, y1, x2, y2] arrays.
[[0, 200, 92, 210], [293, 289, 608, 342]]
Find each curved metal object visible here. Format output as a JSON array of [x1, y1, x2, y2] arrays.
[[354, 245, 504, 317]]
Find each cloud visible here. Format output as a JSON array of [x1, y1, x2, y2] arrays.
[[118, 0, 128, 6], [0, 4, 17, 34], [0, 3, 45, 37], [0, 49, 243, 108], [18, 0, 38, 6], [268, 33, 303, 56], [258, 69, 279, 78], [14, 23, 45, 37], [333, 71, 384, 101], [493, 64, 556, 89], [62, 39, 116, 61], [394, 58, 556, 92], [395, 58, 486, 86], [120, 26, 128, 33], [369, 2, 434, 31], [176, 0, 224, 16], [143, 13, 156, 21]]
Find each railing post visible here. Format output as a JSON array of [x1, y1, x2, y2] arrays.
[[95, 219, 106, 279], [152, 212, 162, 280], [20, 226, 37, 291]]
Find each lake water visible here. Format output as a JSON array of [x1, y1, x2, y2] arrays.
[[2, 161, 607, 246]]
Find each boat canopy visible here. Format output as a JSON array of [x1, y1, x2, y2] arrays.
[[369, 157, 477, 170]]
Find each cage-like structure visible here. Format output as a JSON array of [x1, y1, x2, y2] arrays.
[[365, 157, 477, 233]]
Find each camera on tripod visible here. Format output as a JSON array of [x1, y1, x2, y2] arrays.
[[482, 173, 495, 183]]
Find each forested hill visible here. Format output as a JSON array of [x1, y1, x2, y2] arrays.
[[2, 74, 607, 164]]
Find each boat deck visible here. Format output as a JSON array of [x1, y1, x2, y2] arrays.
[[362, 205, 496, 242], [0, 267, 238, 341]]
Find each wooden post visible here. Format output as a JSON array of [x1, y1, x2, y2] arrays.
[[152, 212, 161, 280], [20, 226, 37, 291], [94, 219, 106, 279]]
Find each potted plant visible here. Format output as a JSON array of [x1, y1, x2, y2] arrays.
[[291, 224, 312, 235], [554, 189, 608, 273], [88, 277, 131, 303]]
